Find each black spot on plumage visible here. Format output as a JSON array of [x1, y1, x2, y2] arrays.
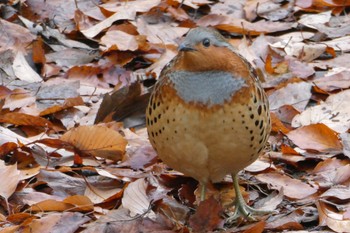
[[255, 120, 259, 126], [258, 105, 262, 115], [260, 129, 264, 136], [250, 114, 254, 119], [259, 120, 264, 129]]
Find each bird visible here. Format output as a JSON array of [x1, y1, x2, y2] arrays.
[[146, 27, 271, 221]]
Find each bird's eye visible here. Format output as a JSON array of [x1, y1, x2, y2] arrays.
[[202, 38, 210, 47]]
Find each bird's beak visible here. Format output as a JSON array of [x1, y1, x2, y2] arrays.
[[178, 43, 196, 52]]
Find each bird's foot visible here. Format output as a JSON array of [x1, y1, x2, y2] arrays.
[[225, 199, 274, 224]]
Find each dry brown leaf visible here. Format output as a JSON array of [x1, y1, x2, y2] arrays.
[[317, 200, 350, 232], [271, 112, 291, 134], [0, 112, 53, 128], [242, 221, 266, 233], [61, 125, 127, 161], [256, 172, 317, 199], [39, 96, 84, 116], [29, 195, 93, 212], [287, 123, 343, 152], [189, 197, 224, 232]]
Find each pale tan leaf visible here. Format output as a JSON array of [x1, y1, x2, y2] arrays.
[[292, 89, 350, 133], [13, 51, 42, 82], [0, 161, 21, 201], [256, 172, 317, 199], [100, 30, 138, 51], [268, 82, 312, 111], [122, 178, 156, 219], [81, 11, 136, 38]]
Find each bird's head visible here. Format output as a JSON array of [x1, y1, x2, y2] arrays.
[[174, 27, 246, 73]]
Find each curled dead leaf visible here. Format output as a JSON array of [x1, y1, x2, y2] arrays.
[[317, 200, 350, 232]]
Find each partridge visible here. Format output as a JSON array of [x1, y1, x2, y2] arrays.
[[146, 27, 271, 220]]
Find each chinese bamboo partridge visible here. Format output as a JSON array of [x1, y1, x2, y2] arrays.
[[146, 27, 271, 220]]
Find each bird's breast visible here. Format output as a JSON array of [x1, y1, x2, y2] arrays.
[[167, 71, 247, 107]]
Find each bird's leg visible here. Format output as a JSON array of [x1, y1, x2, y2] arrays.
[[200, 183, 206, 201], [226, 173, 273, 223]]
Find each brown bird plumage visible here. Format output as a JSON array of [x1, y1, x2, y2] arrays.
[[146, 27, 271, 220]]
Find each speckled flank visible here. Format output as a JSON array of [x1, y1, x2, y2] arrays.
[[168, 71, 247, 107]]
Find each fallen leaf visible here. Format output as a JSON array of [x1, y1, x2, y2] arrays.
[[317, 200, 350, 232], [61, 125, 127, 161], [269, 82, 312, 111], [29, 195, 93, 212], [0, 161, 21, 209], [243, 221, 266, 233], [122, 178, 156, 219], [314, 69, 350, 92], [321, 186, 350, 200], [189, 197, 224, 232], [100, 30, 138, 52], [12, 51, 42, 82], [0, 112, 53, 128], [287, 124, 343, 152], [81, 11, 136, 38], [256, 172, 317, 199], [25, 212, 90, 233], [292, 89, 350, 133]]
